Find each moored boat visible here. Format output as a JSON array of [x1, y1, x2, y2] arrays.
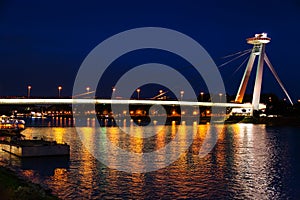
[[1, 138, 70, 157], [0, 115, 70, 157], [0, 115, 25, 137]]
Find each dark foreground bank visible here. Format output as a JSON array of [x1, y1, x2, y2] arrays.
[[0, 166, 58, 200]]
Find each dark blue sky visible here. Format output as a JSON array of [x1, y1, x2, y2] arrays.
[[1, 0, 299, 101]]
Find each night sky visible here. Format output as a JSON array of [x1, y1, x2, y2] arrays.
[[1, 0, 299, 101]]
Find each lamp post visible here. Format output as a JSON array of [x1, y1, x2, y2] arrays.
[[86, 87, 90, 93], [159, 90, 163, 99], [199, 92, 204, 116], [112, 87, 116, 98], [200, 92, 204, 102], [27, 85, 31, 98], [180, 90, 184, 101], [136, 88, 140, 100], [58, 86, 62, 98], [219, 93, 223, 102]]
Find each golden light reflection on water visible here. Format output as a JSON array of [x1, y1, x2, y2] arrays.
[[97, 123, 293, 198], [155, 126, 166, 150], [51, 168, 68, 187], [129, 127, 143, 153], [1, 124, 293, 199], [52, 128, 66, 144]]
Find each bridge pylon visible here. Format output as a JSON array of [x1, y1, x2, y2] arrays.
[[235, 33, 293, 114]]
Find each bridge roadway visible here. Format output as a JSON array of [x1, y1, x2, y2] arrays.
[[0, 98, 253, 108]]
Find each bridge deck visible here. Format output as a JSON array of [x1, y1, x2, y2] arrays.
[[0, 99, 252, 108]]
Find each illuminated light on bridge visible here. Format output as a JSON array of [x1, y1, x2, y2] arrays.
[[27, 85, 31, 98], [136, 88, 141, 100], [86, 87, 90, 93], [58, 86, 62, 98]]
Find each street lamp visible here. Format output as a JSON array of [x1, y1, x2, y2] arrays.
[[136, 88, 141, 100], [219, 93, 223, 102], [86, 87, 90, 93], [58, 86, 62, 98], [180, 90, 184, 101], [27, 85, 31, 98], [112, 87, 116, 98], [200, 92, 204, 102]]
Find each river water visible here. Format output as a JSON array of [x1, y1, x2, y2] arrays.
[[1, 120, 300, 199]]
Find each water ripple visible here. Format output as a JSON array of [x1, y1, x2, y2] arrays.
[[1, 124, 299, 199]]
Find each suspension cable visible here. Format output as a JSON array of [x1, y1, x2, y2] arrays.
[[218, 50, 251, 68], [221, 49, 252, 59], [231, 54, 250, 77]]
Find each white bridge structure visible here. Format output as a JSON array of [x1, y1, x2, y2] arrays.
[[0, 33, 292, 116], [0, 98, 257, 109], [235, 33, 293, 112]]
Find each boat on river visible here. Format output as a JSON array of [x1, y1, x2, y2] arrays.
[[1, 137, 70, 157], [0, 115, 70, 157], [0, 115, 25, 137]]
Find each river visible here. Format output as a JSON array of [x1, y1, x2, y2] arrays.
[[1, 120, 300, 199]]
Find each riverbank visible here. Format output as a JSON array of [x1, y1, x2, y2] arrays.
[[0, 166, 58, 200]]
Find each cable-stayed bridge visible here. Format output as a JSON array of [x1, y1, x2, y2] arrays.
[[0, 33, 292, 116]]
